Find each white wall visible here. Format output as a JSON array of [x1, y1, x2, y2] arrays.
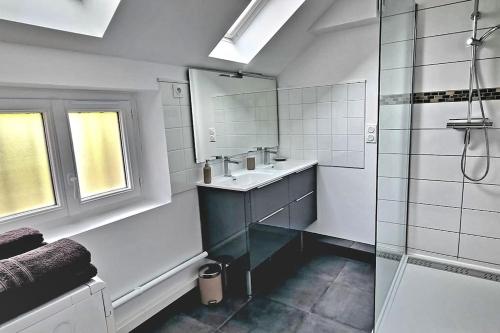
[[0, 41, 204, 330], [278, 23, 379, 244]]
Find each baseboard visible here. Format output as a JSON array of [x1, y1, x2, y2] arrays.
[[304, 232, 375, 264]]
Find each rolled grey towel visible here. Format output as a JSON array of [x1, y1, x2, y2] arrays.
[[0, 238, 91, 292], [0, 228, 44, 260]]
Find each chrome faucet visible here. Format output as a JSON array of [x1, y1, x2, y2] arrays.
[[263, 146, 279, 165], [223, 156, 240, 177]]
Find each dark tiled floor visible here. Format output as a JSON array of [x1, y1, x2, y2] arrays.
[[133, 253, 374, 333]]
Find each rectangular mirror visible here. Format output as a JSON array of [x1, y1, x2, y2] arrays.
[[188, 68, 278, 163]]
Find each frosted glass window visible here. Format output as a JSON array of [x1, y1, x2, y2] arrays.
[[0, 113, 56, 219], [68, 111, 128, 200]]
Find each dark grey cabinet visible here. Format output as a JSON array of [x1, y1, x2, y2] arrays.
[[198, 165, 317, 269], [250, 177, 289, 222]]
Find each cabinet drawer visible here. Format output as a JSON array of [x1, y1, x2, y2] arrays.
[[290, 191, 317, 230], [289, 166, 316, 201], [250, 177, 289, 222], [256, 206, 289, 228]]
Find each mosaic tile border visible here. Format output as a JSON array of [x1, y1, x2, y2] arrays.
[[381, 87, 500, 105]]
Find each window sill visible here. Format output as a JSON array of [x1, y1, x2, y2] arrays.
[[43, 198, 171, 243]]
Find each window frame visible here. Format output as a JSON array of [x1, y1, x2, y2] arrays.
[[60, 100, 141, 213], [0, 97, 142, 225], [0, 99, 65, 224]]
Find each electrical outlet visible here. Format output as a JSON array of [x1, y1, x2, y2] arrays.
[[172, 83, 184, 98], [209, 128, 216, 142], [366, 124, 377, 143]]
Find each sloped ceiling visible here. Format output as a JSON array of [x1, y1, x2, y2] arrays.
[[0, 0, 336, 76]]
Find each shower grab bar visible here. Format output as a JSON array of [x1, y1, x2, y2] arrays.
[[446, 118, 493, 129]]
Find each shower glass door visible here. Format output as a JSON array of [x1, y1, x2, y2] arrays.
[[375, 0, 416, 327]]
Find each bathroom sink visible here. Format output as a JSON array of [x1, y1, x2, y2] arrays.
[[218, 172, 274, 189], [266, 160, 313, 171], [197, 159, 318, 191]]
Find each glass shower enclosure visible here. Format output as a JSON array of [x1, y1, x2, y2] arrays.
[[375, 0, 416, 328]]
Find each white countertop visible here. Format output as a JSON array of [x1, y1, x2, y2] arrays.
[[197, 159, 318, 192]]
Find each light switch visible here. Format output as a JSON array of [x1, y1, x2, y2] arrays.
[[366, 124, 377, 143], [172, 83, 184, 98]]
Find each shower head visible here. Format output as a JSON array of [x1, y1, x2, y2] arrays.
[[480, 24, 500, 42]]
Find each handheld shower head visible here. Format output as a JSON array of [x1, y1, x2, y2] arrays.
[[480, 24, 500, 42]]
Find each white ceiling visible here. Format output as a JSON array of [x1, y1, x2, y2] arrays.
[[0, 0, 336, 76]]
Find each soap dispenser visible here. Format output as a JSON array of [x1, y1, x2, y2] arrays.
[[203, 160, 212, 184]]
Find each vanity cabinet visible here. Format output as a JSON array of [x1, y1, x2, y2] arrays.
[[198, 165, 317, 269]]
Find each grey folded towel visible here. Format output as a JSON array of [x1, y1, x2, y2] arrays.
[[0, 238, 97, 323], [0, 228, 44, 260], [0, 238, 91, 292]]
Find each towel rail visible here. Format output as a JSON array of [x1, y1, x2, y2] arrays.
[[112, 251, 208, 308]]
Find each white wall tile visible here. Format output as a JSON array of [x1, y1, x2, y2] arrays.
[[348, 100, 365, 118], [168, 150, 186, 173], [379, 153, 409, 178], [348, 151, 365, 168], [165, 128, 184, 151], [415, 58, 500, 92], [169, 170, 188, 194], [462, 209, 500, 239], [381, 11, 415, 44], [289, 104, 303, 119], [303, 135, 317, 149], [348, 82, 366, 100], [408, 226, 459, 256], [410, 155, 462, 182], [379, 130, 410, 154], [411, 129, 463, 155], [181, 105, 192, 127], [316, 85, 331, 102], [291, 135, 304, 149], [333, 117, 348, 135], [378, 199, 407, 224], [380, 67, 413, 95], [468, 129, 500, 158], [378, 177, 408, 201], [279, 104, 290, 119], [417, 0, 500, 38], [302, 87, 316, 104], [379, 104, 411, 130], [463, 183, 500, 212], [381, 40, 414, 70], [317, 120, 332, 135], [408, 203, 461, 232], [318, 150, 332, 164], [378, 222, 407, 247], [332, 84, 348, 101], [317, 135, 332, 150], [163, 105, 182, 128], [416, 29, 500, 66], [184, 149, 196, 169], [317, 102, 332, 118], [348, 135, 364, 152], [464, 157, 500, 185], [332, 151, 348, 166], [409, 179, 463, 207], [332, 135, 348, 151], [348, 118, 365, 134], [460, 234, 500, 265], [302, 103, 317, 119], [412, 102, 466, 130], [303, 149, 318, 160], [332, 101, 348, 119], [278, 89, 289, 105], [289, 88, 302, 104], [303, 119, 317, 134]]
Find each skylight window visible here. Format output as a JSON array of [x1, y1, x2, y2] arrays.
[[210, 0, 306, 64], [224, 0, 269, 41], [0, 0, 121, 37]]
